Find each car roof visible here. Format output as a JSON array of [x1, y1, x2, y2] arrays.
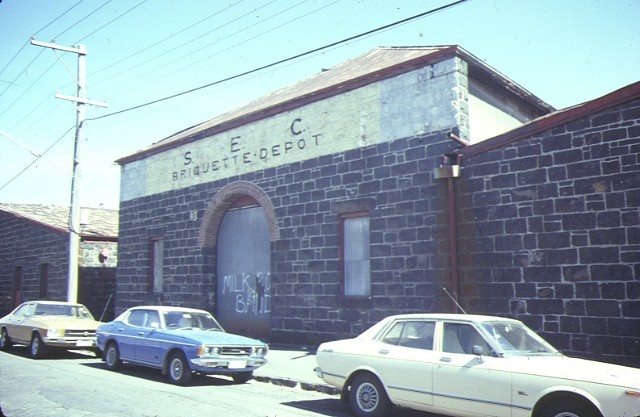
[[383, 313, 521, 324], [126, 305, 209, 313], [24, 300, 87, 306]]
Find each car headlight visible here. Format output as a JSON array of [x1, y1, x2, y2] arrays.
[[254, 347, 267, 356], [198, 346, 221, 357], [47, 328, 62, 337]]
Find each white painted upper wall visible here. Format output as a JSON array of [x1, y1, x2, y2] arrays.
[[120, 57, 466, 202], [467, 79, 532, 143]]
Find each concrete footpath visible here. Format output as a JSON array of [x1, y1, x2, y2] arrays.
[[253, 344, 340, 395]]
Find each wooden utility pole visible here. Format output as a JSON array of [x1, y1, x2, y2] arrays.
[[31, 40, 107, 303]]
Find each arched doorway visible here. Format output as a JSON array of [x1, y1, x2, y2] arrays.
[[199, 182, 279, 340]]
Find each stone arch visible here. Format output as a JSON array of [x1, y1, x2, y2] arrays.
[[198, 181, 279, 247]]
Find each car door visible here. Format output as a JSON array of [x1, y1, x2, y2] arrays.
[[116, 309, 146, 360], [432, 321, 512, 417], [10, 303, 34, 344], [371, 320, 436, 407], [133, 309, 165, 366]]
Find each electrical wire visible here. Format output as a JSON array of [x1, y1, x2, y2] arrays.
[[102, 0, 317, 100], [88, 0, 471, 121], [0, 0, 84, 80], [89, 0, 280, 96], [73, 0, 149, 44], [0, 126, 74, 193], [52, 0, 114, 41], [89, 0, 248, 82]]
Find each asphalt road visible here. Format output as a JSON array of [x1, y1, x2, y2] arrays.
[[0, 347, 351, 417], [0, 347, 437, 417]]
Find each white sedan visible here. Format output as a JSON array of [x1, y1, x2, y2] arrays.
[[314, 314, 640, 417]]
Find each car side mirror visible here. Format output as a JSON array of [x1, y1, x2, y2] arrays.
[[472, 345, 485, 363]]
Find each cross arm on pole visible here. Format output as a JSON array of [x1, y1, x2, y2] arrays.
[[30, 39, 87, 55]]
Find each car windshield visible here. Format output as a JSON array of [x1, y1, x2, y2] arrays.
[[479, 321, 559, 355], [34, 303, 95, 319], [162, 311, 223, 331]]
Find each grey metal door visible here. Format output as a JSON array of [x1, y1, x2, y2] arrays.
[[216, 206, 270, 339]]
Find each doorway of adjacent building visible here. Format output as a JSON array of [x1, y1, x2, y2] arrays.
[[216, 205, 271, 340]]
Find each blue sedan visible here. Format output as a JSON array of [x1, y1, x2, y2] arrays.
[[96, 305, 268, 385]]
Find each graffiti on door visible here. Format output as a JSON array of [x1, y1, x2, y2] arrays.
[[222, 272, 271, 315]]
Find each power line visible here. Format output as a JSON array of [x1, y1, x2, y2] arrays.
[[0, 126, 74, 193], [53, 0, 114, 40], [0, 0, 84, 80], [100, 0, 319, 100], [89, 0, 248, 82], [88, 0, 471, 121], [73, 0, 148, 44]]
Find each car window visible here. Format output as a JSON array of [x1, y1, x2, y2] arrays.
[[12, 304, 29, 318], [381, 321, 435, 350], [443, 323, 494, 356], [146, 310, 160, 328], [480, 321, 558, 355], [35, 303, 73, 316], [126, 310, 147, 327]]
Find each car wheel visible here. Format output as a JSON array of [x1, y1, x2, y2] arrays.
[[168, 352, 192, 385], [349, 373, 393, 417], [29, 333, 47, 359], [539, 399, 598, 417], [232, 371, 253, 384], [104, 342, 122, 371], [0, 328, 12, 351]]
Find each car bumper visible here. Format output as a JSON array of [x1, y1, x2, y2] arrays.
[[43, 337, 97, 349], [190, 357, 268, 374]]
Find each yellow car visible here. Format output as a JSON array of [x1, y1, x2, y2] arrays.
[[0, 300, 102, 359]]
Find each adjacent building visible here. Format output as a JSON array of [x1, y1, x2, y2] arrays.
[[114, 45, 639, 367], [0, 204, 118, 321]]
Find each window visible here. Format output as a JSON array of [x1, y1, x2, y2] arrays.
[[39, 263, 49, 298], [150, 237, 164, 293], [382, 321, 435, 350], [443, 322, 494, 355], [13, 266, 23, 307], [127, 310, 147, 327], [340, 212, 371, 297]]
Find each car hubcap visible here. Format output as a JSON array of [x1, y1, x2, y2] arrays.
[[106, 348, 115, 365], [171, 359, 183, 379], [357, 383, 378, 411], [554, 414, 580, 417], [31, 338, 39, 355]]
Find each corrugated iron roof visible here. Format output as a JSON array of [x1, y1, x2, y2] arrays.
[[117, 45, 552, 164], [0, 203, 118, 238]]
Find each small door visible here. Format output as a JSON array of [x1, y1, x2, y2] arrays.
[[216, 206, 271, 339]]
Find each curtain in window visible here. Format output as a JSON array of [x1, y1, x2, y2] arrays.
[[344, 216, 370, 296]]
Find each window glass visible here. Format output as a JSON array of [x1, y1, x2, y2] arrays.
[[39, 263, 49, 298], [151, 238, 164, 293], [127, 310, 147, 327], [342, 215, 370, 296], [381, 321, 435, 350], [443, 322, 494, 355], [13, 304, 28, 318]]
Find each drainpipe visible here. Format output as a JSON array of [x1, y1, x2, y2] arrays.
[[433, 132, 465, 313]]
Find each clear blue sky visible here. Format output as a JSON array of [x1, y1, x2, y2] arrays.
[[1, 0, 638, 209]]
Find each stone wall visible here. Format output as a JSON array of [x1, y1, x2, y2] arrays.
[[0, 212, 117, 319], [0, 214, 69, 315], [115, 130, 458, 341], [455, 97, 640, 366]]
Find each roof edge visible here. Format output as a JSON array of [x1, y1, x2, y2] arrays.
[[456, 81, 640, 160], [116, 46, 462, 165]]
